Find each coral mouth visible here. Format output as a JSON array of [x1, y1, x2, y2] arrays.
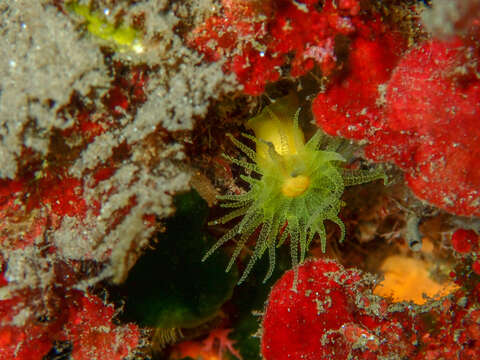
[[281, 174, 311, 198]]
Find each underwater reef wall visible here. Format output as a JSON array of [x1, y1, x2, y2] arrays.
[[0, 0, 479, 359]]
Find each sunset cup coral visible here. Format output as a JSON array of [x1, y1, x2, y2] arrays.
[[203, 96, 387, 287]]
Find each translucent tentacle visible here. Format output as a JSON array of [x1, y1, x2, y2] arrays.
[[209, 206, 249, 225], [220, 200, 252, 209], [217, 192, 254, 202], [325, 137, 344, 152], [238, 229, 268, 284], [289, 219, 299, 268], [299, 217, 307, 263], [240, 175, 261, 185], [263, 216, 281, 283], [277, 221, 289, 247], [316, 150, 346, 164], [223, 154, 260, 173], [264, 240, 276, 283], [342, 168, 388, 186], [306, 226, 314, 248], [202, 221, 242, 261], [330, 215, 346, 243], [225, 216, 263, 272], [305, 130, 323, 150], [237, 207, 262, 233], [275, 200, 291, 247], [227, 133, 257, 162], [306, 198, 332, 229], [241, 133, 264, 147], [289, 221, 300, 290], [256, 218, 273, 257], [316, 221, 327, 253]]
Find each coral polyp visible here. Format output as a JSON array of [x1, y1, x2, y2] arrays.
[[204, 96, 387, 286]]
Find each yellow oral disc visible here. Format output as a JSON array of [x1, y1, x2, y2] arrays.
[[281, 175, 311, 198]]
